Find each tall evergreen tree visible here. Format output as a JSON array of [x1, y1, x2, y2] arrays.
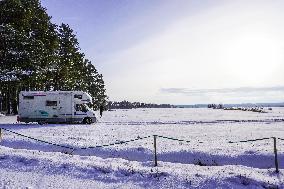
[[0, 0, 107, 113], [82, 59, 108, 109], [54, 23, 83, 90], [55, 24, 108, 108], [0, 0, 59, 113]]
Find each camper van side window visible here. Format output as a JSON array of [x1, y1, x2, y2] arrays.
[[74, 94, 82, 99], [46, 101, 57, 106], [23, 96, 34, 100]]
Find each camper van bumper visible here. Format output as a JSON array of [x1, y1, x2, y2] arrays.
[[18, 117, 90, 124]]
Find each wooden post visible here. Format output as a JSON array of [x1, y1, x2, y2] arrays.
[[0, 128, 2, 142], [273, 137, 279, 173], [154, 135, 158, 166]]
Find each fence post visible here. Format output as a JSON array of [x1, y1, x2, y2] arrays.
[[272, 137, 279, 173], [153, 135, 158, 166], [0, 128, 2, 142]]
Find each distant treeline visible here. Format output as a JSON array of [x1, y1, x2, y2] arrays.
[[208, 103, 284, 109], [107, 101, 175, 109], [0, 0, 107, 114]]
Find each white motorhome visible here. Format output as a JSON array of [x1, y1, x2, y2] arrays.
[[18, 91, 96, 124]]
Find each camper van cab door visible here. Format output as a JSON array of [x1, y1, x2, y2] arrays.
[[75, 104, 88, 117]]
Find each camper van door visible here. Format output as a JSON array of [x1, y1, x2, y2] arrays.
[[58, 92, 73, 122]]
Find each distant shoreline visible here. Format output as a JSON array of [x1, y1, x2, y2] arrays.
[[176, 102, 284, 108]]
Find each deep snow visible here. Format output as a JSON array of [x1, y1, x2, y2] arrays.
[[0, 108, 283, 188]]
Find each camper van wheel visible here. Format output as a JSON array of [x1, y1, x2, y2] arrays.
[[83, 117, 92, 124]]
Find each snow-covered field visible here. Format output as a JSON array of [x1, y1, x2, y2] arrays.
[[0, 108, 284, 188]]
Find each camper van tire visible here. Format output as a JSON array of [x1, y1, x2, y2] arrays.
[[83, 117, 92, 124], [38, 121, 45, 125]]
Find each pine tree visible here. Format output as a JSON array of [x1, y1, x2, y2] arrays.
[[0, 0, 107, 113], [55, 24, 108, 109], [82, 60, 108, 109], [0, 0, 59, 113]]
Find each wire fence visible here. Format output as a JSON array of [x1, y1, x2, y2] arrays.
[[228, 137, 271, 143], [0, 128, 151, 150], [0, 127, 282, 173], [80, 135, 152, 149]]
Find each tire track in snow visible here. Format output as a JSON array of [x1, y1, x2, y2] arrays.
[[99, 119, 284, 126]]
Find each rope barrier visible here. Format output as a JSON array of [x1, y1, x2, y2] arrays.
[[79, 135, 152, 150], [0, 127, 281, 150], [0, 128, 152, 150], [0, 128, 282, 172], [228, 137, 271, 144], [1, 128, 75, 150], [155, 135, 204, 143], [156, 135, 275, 144], [156, 135, 191, 143]]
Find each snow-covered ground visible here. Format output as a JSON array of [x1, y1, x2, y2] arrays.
[[0, 108, 283, 188]]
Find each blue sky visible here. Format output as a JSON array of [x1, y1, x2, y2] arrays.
[[42, 0, 284, 104]]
